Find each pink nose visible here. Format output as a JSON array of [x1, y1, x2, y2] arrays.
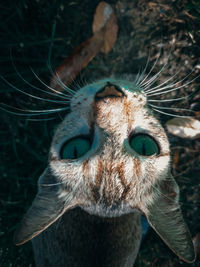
[[95, 82, 124, 100]]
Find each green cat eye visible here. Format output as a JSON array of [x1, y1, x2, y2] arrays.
[[60, 137, 91, 159], [129, 134, 159, 156]]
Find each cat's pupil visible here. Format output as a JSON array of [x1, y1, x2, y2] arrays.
[[142, 142, 146, 155], [73, 146, 78, 158]]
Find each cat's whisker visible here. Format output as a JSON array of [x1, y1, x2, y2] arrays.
[[10, 50, 69, 102], [148, 95, 190, 102], [146, 72, 193, 95], [54, 71, 76, 96], [146, 70, 199, 96], [80, 76, 91, 90], [0, 107, 47, 117], [26, 117, 56, 121], [47, 33, 78, 96], [146, 82, 175, 95], [72, 63, 89, 91], [152, 107, 192, 118], [139, 45, 163, 86], [47, 60, 75, 96], [134, 71, 141, 85], [149, 104, 194, 113], [39, 181, 68, 186], [136, 73, 146, 86], [141, 51, 172, 90], [147, 73, 200, 97], [0, 103, 69, 116], [134, 68, 144, 86], [144, 69, 182, 93], [141, 44, 174, 90], [30, 68, 72, 99], [141, 62, 166, 89], [136, 53, 151, 85], [1, 76, 69, 104], [45, 22, 73, 96], [70, 76, 83, 92]]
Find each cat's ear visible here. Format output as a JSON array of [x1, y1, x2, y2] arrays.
[[141, 174, 195, 263], [14, 167, 78, 245]]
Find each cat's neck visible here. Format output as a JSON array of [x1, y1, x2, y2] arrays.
[[32, 208, 142, 267]]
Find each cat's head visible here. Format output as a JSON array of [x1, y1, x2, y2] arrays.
[[14, 79, 195, 263]]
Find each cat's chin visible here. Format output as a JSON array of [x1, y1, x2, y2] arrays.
[[82, 203, 140, 218]]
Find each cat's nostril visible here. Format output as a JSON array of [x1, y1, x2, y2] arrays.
[[95, 82, 125, 100]]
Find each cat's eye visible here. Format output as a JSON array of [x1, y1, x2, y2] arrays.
[[60, 137, 91, 159], [129, 134, 159, 156]]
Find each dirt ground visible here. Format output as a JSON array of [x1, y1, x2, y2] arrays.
[[0, 0, 200, 266]]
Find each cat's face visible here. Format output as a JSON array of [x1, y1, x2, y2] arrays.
[[14, 78, 195, 263], [50, 78, 170, 217]]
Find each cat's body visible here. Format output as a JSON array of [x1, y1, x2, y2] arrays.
[[32, 209, 141, 267], [14, 79, 195, 266]]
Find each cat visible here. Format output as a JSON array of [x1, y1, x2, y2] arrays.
[[14, 77, 195, 266]]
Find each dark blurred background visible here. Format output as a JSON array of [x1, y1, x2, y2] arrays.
[[0, 0, 200, 266]]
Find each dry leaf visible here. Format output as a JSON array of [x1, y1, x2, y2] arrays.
[[92, 1, 118, 54], [50, 1, 118, 90], [50, 32, 104, 89], [92, 2, 113, 33], [166, 118, 200, 139]]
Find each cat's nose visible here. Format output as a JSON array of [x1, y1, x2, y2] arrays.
[[95, 82, 125, 100]]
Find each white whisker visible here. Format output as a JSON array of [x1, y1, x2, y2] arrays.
[[149, 103, 194, 113], [148, 95, 191, 102], [10, 51, 69, 103], [146, 70, 199, 96], [0, 104, 69, 116], [142, 51, 172, 90], [139, 46, 162, 86], [54, 71, 75, 96], [39, 181, 67, 186], [145, 69, 182, 93], [1, 76, 69, 104], [30, 68, 72, 99], [134, 70, 142, 85], [0, 107, 46, 117], [152, 108, 192, 118], [47, 57, 75, 96], [136, 53, 151, 85], [26, 117, 56, 121]]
